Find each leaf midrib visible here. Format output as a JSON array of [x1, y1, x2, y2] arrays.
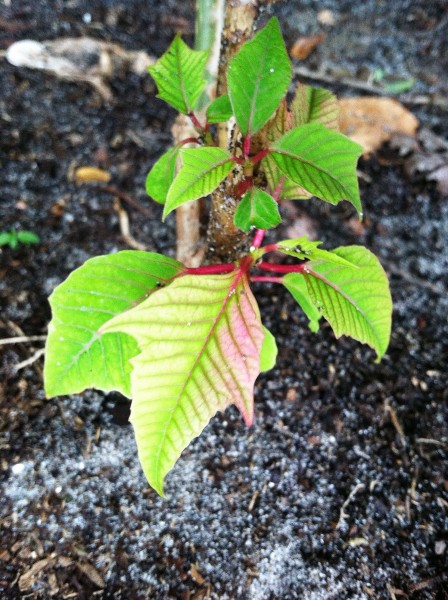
[[271, 147, 353, 200], [305, 267, 382, 348]]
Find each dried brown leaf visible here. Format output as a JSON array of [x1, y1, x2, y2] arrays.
[[339, 97, 419, 156]]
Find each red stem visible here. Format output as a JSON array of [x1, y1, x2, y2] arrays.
[[189, 112, 204, 130], [257, 261, 307, 274], [260, 243, 278, 254], [232, 156, 245, 166], [251, 148, 270, 164], [252, 229, 266, 248], [251, 275, 283, 284], [184, 263, 236, 275], [179, 137, 201, 146], [272, 176, 286, 202]]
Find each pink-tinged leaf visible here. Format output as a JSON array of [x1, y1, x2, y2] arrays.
[[101, 271, 264, 496]]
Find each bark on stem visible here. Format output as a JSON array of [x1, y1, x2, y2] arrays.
[[175, 0, 225, 267], [205, 0, 280, 264]]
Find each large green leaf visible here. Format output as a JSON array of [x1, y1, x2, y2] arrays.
[[102, 271, 265, 496], [44, 252, 184, 398], [164, 147, 233, 218], [290, 85, 339, 131], [227, 17, 291, 137], [206, 94, 233, 123], [146, 146, 181, 205], [270, 123, 364, 215], [283, 274, 321, 333], [148, 35, 209, 115], [234, 188, 282, 232], [303, 245, 392, 360]]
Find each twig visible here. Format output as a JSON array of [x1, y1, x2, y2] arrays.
[[113, 199, 148, 250], [97, 184, 151, 215], [384, 399, 407, 448], [294, 65, 448, 110], [15, 348, 45, 371], [0, 335, 46, 346], [336, 483, 365, 529], [385, 262, 445, 296]]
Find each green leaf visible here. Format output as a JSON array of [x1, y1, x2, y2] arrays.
[[260, 326, 278, 372], [227, 17, 292, 137], [164, 147, 233, 218], [0, 232, 13, 246], [290, 85, 339, 131], [148, 35, 209, 114], [261, 102, 312, 201], [277, 237, 358, 268], [262, 86, 340, 202], [206, 94, 233, 123], [102, 271, 265, 496], [303, 246, 392, 360], [234, 188, 282, 232], [270, 122, 364, 215], [283, 274, 321, 333], [16, 230, 40, 244], [44, 251, 184, 398], [146, 146, 181, 205]]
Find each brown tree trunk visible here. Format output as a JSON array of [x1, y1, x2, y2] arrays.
[[205, 0, 279, 264]]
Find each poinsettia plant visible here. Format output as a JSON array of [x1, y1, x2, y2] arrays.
[[44, 18, 392, 496]]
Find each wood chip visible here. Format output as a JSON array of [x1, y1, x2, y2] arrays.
[[19, 558, 52, 591], [74, 166, 111, 184], [290, 33, 325, 60], [190, 564, 206, 585], [77, 561, 105, 588]]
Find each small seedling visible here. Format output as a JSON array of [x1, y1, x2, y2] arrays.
[[44, 19, 392, 496], [0, 228, 40, 250]]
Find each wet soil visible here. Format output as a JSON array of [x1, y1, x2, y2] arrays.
[[1, 1, 447, 598]]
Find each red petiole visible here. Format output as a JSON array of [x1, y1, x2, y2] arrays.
[[257, 261, 307, 274]]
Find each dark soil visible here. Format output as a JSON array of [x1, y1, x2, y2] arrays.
[[1, 1, 447, 598]]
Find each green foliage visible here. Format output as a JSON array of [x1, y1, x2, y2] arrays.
[[102, 271, 264, 496], [227, 17, 291, 136], [290, 85, 339, 130], [270, 123, 364, 215], [164, 147, 233, 218], [277, 237, 357, 267], [44, 17, 393, 496], [283, 274, 321, 333], [148, 35, 208, 115], [301, 246, 392, 360], [0, 228, 40, 249], [259, 326, 278, 372], [45, 252, 183, 398], [234, 188, 281, 232], [145, 146, 181, 204], [206, 94, 233, 123]]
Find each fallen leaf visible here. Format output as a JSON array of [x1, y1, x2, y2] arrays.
[[290, 33, 325, 60], [77, 561, 105, 588], [339, 97, 419, 156], [74, 166, 111, 184]]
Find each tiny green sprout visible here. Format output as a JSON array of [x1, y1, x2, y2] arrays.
[[44, 18, 392, 497], [0, 228, 40, 250]]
